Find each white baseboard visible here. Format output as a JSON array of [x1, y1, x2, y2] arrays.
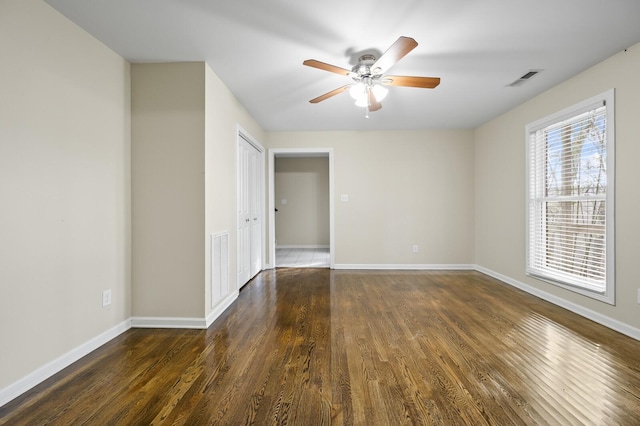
[[206, 291, 238, 328], [475, 265, 640, 341], [1, 294, 241, 407], [333, 263, 476, 271], [276, 245, 330, 249], [130, 316, 208, 329], [0, 319, 131, 408], [132, 290, 240, 330]]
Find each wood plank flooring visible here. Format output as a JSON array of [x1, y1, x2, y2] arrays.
[[1, 269, 639, 425]]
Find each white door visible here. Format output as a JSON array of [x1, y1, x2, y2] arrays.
[[238, 140, 250, 285], [238, 136, 262, 287], [249, 149, 262, 277]]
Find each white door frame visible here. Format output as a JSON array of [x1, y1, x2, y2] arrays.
[[268, 148, 335, 269], [236, 125, 265, 287]]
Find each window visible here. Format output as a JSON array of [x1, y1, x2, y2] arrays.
[[526, 90, 615, 304]]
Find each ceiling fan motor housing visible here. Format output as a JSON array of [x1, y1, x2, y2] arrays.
[[352, 54, 382, 82]]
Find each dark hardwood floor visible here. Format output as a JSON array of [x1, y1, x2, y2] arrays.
[[2, 269, 639, 425]]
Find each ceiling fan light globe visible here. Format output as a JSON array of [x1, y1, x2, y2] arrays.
[[372, 84, 388, 101], [354, 98, 368, 108], [349, 83, 367, 102]]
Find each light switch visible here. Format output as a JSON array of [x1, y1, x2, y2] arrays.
[[341, 194, 349, 202]]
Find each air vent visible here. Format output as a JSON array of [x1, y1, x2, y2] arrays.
[[211, 232, 229, 308], [508, 70, 542, 87]]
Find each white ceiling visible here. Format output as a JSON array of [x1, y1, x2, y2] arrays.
[[46, 0, 640, 131]]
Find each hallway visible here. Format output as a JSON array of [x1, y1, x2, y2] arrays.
[[275, 247, 329, 268]]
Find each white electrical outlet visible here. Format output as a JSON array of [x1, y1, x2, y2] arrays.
[[412, 245, 419, 253], [102, 289, 112, 307]]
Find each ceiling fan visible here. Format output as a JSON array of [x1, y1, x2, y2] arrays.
[[303, 36, 440, 118]]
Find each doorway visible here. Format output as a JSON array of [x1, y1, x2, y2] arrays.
[[268, 148, 334, 269], [275, 247, 330, 268]]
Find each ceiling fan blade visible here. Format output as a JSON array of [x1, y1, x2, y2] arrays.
[[372, 36, 418, 74], [303, 59, 353, 77], [309, 85, 351, 103], [382, 75, 441, 88], [368, 90, 382, 111]]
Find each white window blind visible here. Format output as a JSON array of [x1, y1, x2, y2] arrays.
[[526, 90, 615, 304]]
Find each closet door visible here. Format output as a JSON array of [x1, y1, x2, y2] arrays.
[[248, 148, 262, 277], [237, 136, 261, 287]]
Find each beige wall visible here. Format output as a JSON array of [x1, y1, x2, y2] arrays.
[[0, 0, 131, 389], [131, 63, 206, 318], [132, 62, 265, 320], [204, 64, 265, 316], [475, 43, 640, 330], [267, 130, 475, 265], [275, 157, 330, 247]]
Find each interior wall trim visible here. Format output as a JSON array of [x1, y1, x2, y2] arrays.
[[269, 148, 335, 270], [130, 316, 208, 329], [206, 291, 238, 328], [475, 265, 640, 342], [0, 319, 131, 408], [1, 294, 242, 407], [333, 264, 476, 270], [276, 245, 330, 249]]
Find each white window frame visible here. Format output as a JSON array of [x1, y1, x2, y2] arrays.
[[525, 89, 615, 304]]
